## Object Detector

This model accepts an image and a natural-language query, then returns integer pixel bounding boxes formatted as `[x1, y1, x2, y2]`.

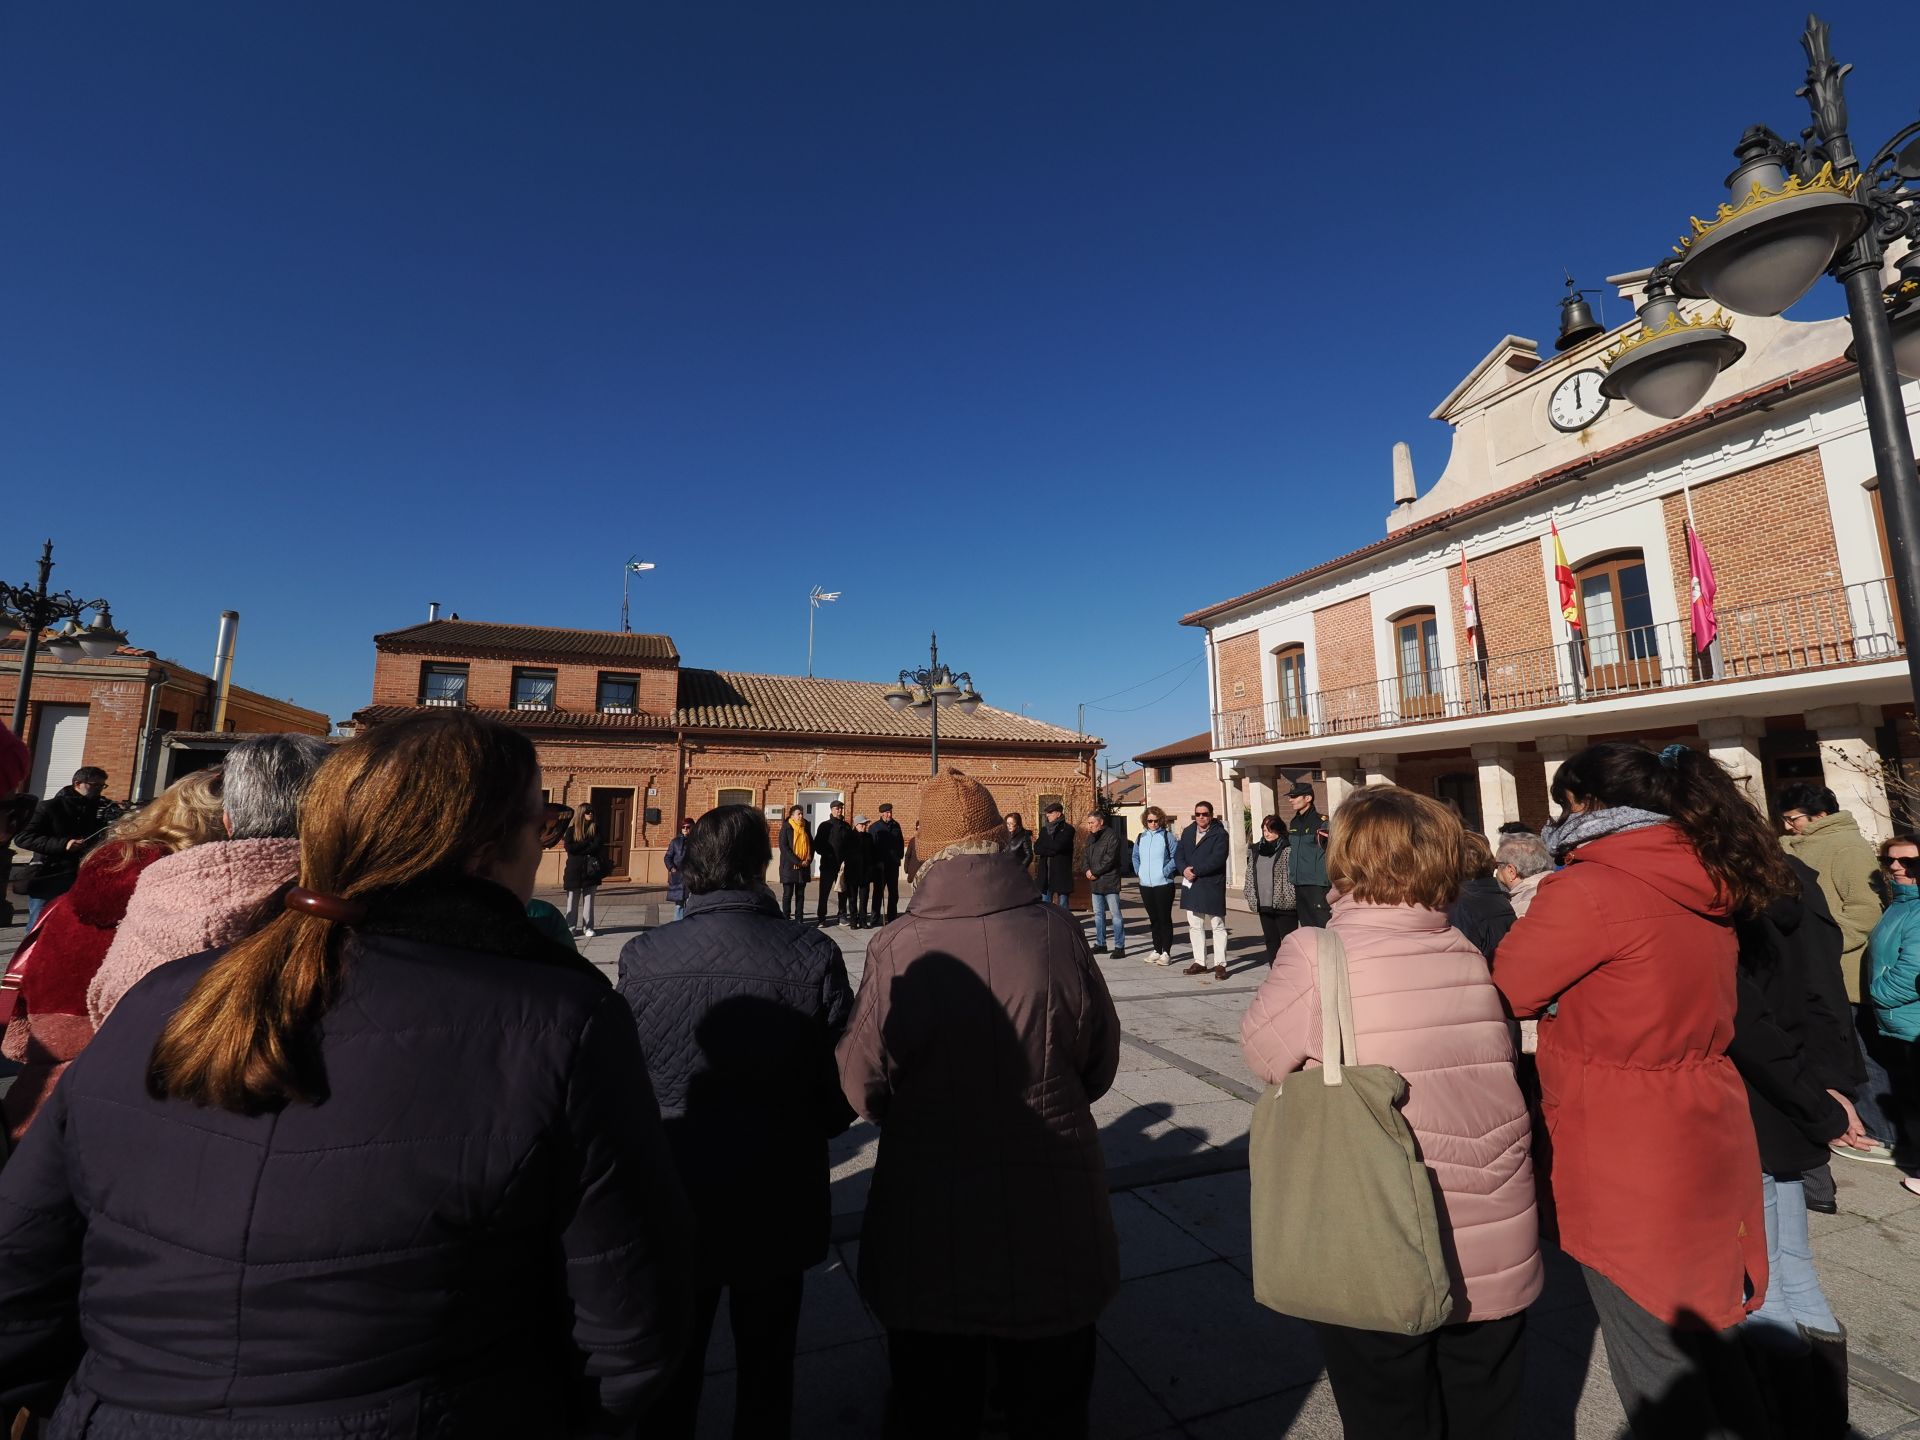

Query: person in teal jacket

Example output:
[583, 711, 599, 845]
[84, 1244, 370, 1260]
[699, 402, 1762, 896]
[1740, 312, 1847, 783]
[1868, 833, 1920, 1199]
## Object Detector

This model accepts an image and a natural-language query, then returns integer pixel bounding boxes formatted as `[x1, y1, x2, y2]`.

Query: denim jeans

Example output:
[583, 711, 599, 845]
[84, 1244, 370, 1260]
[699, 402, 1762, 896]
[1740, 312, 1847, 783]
[23, 896, 47, 932]
[1853, 1002, 1906, 1155]
[1090, 892, 1123, 950]
[1744, 1175, 1840, 1351]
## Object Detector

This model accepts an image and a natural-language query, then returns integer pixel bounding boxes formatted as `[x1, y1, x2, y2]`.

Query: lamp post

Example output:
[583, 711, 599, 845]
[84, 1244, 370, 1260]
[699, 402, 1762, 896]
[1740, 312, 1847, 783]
[882, 632, 983, 775]
[807, 586, 840, 678]
[621, 557, 655, 633]
[1598, 15, 1920, 712]
[1, 539, 128, 733]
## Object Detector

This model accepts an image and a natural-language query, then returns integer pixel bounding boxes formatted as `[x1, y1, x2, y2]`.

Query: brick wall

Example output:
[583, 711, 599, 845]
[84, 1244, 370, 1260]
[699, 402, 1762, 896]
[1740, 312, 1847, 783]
[1447, 540, 1558, 712]
[1312, 594, 1378, 728]
[1659, 449, 1848, 666]
[371, 648, 678, 718]
[1216, 633, 1260, 718]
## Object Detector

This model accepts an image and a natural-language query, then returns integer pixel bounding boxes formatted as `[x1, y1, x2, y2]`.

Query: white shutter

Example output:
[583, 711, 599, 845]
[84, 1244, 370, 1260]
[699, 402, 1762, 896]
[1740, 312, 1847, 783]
[28, 704, 90, 800]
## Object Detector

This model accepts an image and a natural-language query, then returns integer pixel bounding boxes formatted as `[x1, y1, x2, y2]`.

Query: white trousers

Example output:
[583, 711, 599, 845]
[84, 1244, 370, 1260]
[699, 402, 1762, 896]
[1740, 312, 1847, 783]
[566, 890, 597, 929]
[1186, 913, 1229, 968]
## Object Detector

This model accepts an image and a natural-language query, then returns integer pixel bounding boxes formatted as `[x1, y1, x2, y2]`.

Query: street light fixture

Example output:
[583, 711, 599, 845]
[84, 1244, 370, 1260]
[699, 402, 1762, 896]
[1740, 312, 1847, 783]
[1, 540, 129, 732]
[1604, 15, 1920, 714]
[887, 632, 983, 774]
[621, 557, 656, 634]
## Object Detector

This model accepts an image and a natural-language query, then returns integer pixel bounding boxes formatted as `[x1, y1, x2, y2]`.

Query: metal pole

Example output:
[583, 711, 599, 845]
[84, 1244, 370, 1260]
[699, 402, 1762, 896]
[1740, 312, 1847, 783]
[1843, 259, 1920, 715]
[9, 541, 54, 734]
[622, 565, 631, 634]
[928, 632, 940, 775]
[808, 600, 816, 679]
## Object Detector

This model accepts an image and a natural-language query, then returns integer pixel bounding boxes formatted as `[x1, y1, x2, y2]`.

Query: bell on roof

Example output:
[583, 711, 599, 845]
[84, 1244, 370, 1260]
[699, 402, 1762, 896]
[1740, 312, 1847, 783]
[1556, 274, 1604, 352]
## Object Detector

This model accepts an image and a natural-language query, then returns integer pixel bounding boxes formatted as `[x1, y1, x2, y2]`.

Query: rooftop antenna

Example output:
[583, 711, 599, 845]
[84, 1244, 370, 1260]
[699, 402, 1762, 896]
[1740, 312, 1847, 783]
[807, 585, 841, 677]
[622, 557, 655, 633]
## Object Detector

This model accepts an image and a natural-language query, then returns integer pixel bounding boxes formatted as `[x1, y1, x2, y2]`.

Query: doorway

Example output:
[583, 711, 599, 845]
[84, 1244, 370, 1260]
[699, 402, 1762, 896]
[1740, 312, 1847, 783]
[28, 704, 90, 801]
[796, 789, 842, 878]
[590, 787, 633, 880]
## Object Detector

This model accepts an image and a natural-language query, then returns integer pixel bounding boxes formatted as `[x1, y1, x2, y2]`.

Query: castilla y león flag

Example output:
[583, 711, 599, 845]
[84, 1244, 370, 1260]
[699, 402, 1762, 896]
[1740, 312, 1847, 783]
[1687, 522, 1719, 653]
[1460, 545, 1481, 654]
[1550, 521, 1580, 635]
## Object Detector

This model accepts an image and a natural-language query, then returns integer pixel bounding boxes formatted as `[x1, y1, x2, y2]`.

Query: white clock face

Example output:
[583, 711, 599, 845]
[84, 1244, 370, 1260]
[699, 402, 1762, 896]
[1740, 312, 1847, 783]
[1549, 369, 1609, 431]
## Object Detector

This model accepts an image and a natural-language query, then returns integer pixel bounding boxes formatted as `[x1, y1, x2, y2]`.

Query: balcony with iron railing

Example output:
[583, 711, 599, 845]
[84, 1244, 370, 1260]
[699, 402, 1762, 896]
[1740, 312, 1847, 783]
[1212, 579, 1903, 750]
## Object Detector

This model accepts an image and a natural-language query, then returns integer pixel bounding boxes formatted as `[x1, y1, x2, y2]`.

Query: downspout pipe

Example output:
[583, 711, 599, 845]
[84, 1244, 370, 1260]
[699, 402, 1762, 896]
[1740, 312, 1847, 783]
[132, 663, 163, 802]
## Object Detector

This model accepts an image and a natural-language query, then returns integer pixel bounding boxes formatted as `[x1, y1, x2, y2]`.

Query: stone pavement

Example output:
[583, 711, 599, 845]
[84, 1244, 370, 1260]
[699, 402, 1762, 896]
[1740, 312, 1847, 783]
[568, 885, 1920, 1439]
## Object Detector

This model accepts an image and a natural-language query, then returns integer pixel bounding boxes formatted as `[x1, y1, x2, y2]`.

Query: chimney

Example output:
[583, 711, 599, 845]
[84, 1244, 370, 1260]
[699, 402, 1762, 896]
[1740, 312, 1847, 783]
[211, 611, 239, 733]
[1392, 442, 1417, 509]
[427, 601, 441, 622]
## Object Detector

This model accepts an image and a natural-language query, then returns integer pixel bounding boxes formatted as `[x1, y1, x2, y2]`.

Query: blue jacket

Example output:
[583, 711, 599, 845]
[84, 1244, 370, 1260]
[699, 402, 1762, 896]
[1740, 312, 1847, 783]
[1172, 822, 1229, 917]
[1869, 883, 1920, 1041]
[1132, 828, 1179, 886]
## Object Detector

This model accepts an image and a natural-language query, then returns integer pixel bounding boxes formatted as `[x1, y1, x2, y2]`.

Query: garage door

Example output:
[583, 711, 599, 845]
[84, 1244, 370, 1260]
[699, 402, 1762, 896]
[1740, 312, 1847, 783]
[28, 704, 90, 801]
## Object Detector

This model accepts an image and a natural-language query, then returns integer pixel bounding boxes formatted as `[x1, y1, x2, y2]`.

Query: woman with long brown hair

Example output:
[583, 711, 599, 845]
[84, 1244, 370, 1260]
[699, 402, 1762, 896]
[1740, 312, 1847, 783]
[1494, 740, 1796, 1438]
[0, 711, 692, 1437]
[564, 801, 603, 937]
[2, 769, 227, 1140]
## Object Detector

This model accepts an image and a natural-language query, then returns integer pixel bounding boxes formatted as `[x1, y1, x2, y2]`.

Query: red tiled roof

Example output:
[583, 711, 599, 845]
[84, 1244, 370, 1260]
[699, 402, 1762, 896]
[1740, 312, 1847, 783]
[1132, 730, 1214, 764]
[674, 670, 1094, 746]
[352, 704, 675, 732]
[1180, 355, 1856, 627]
[374, 620, 678, 665]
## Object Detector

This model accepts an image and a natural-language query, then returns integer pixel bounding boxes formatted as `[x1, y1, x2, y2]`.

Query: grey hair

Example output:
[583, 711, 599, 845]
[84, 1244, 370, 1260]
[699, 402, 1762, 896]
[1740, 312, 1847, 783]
[222, 734, 333, 840]
[1495, 832, 1553, 878]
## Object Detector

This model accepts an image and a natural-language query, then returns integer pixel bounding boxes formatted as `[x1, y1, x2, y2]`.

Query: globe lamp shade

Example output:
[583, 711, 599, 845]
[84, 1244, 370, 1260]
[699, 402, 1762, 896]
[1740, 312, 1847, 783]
[77, 611, 126, 660]
[955, 688, 983, 716]
[1671, 163, 1868, 318]
[43, 621, 85, 664]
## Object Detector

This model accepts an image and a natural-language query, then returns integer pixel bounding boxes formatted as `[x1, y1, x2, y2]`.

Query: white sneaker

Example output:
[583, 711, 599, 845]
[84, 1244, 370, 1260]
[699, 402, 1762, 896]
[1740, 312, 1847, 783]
[1153, 952, 1170, 966]
[581, 928, 597, 939]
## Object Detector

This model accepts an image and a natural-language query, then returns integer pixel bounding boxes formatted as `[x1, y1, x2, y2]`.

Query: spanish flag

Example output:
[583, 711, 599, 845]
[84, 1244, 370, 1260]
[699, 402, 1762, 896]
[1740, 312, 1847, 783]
[1550, 520, 1581, 636]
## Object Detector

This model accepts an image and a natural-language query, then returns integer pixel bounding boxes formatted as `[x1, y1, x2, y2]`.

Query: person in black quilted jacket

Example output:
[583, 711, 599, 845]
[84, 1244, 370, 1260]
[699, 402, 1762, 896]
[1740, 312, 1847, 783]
[616, 804, 855, 1440]
[0, 709, 695, 1438]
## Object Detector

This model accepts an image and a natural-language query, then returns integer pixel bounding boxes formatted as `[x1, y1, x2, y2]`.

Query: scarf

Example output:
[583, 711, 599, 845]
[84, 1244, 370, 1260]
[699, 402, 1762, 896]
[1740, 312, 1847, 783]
[1540, 805, 1670, 862]
[787, 813, 811, 864]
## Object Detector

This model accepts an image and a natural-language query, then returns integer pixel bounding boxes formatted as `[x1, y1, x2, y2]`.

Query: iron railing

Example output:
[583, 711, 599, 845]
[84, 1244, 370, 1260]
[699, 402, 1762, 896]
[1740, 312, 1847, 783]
[1213, 578, 1901, 748]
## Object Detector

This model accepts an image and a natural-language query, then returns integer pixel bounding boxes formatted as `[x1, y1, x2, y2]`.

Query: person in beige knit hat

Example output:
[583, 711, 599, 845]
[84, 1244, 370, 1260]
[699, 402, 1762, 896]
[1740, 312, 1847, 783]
[839, 769, 1120, 1437]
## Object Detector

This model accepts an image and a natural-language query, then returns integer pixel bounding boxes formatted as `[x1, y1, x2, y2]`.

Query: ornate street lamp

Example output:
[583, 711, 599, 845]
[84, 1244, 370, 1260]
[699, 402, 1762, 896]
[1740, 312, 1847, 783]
[885, 632, 983, 774]
[1, 540, 129, 732]
[1603, 15, 1920, 711]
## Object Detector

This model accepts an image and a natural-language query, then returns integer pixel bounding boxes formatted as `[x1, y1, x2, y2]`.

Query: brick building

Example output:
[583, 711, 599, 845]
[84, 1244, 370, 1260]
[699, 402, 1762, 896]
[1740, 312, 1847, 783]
[1, 637, 331, 804]
[351, 619, 1101, 889]
[1185, 268, 1920, 884]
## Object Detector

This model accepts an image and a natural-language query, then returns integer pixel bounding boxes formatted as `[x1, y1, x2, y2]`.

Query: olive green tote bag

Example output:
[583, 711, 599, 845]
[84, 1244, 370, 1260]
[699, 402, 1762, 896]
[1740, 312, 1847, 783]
[1248, 928, 1455, 1334]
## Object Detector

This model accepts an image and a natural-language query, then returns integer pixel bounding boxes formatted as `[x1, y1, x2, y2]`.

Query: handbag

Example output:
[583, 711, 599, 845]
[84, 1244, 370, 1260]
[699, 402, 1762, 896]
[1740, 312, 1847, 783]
[1248, 928, 1455, 1334]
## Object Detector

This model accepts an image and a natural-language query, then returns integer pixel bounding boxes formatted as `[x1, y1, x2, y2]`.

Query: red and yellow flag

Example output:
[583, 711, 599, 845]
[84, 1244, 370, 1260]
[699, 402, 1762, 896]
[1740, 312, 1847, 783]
[1551, 520, 1581, 635]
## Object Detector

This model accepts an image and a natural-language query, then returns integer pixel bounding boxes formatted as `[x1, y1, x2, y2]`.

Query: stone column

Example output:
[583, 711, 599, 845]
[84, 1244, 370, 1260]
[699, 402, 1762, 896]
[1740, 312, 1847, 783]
[1471, 742, 1521, 834]
[1222, 765, 1248, 891]
[1534, 733, 1586, 814]
[1247, 767, 1278, 831]
[1699, 716, 1766, 812]
[1359, 752, 1398, 787]
[1809, 703, 1893, 841]
[1323, 759, 1364, 815]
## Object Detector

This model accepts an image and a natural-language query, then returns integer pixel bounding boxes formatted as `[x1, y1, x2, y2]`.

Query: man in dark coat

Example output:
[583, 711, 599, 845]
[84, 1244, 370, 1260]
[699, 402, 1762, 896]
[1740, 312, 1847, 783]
[16, 765, 113, 930]
[1284, 783, 1332, 928]
[841, 816, 876, 929]
[1082, 810, 1126, 957]
[619, 804, 853, 1439]
[1174, 799, 1230, 979]
[813, 800, 853, 928]
[1035, 802, 1076, 906]
[868, 802, 905, 924]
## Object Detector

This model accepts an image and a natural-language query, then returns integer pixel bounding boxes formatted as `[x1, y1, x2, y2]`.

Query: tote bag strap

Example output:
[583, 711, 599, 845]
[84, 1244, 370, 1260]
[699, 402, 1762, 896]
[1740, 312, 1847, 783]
[1314, 927, 1360, 1086]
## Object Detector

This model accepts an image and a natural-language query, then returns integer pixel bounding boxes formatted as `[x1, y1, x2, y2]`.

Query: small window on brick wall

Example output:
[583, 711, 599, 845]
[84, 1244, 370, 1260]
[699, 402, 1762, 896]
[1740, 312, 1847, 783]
[419, 664, 468, 707]
[598, 673, 639, 714]
[512, 668, 557, 711]
[1153, 765, 1173, 784]
[716, 786, 753, 810]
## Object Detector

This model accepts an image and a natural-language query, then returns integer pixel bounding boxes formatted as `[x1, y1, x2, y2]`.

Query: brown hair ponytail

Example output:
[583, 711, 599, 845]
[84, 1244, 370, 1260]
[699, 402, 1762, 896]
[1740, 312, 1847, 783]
[148, 711, 540, 1112]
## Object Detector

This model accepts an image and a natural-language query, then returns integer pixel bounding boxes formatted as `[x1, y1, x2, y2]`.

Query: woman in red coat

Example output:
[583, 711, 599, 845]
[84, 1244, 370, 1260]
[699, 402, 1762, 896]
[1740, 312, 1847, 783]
[1, 769, 226, 1140]
[1493, 741, 1795, 1439]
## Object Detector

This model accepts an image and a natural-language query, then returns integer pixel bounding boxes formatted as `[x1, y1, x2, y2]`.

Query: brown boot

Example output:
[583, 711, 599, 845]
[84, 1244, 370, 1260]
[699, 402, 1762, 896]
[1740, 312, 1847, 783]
[1213, 964, 1228, 981]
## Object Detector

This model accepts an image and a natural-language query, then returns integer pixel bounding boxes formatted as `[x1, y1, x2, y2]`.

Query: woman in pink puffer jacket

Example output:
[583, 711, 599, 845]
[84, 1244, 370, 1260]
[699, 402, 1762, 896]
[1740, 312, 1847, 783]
[1240, 785, 1541, 1440]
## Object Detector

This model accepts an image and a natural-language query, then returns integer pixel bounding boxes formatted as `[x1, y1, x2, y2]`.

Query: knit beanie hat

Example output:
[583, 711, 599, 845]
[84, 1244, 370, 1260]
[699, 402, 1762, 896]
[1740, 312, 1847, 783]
[0, 721, 27, 798]
[906, 768, 1005, 877]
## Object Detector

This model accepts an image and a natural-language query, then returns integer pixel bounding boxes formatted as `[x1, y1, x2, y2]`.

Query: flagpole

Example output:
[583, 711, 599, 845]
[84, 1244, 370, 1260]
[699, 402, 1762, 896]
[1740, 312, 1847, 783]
[1552, 515, 1585, 702]
[1682, 486, 1722, 681]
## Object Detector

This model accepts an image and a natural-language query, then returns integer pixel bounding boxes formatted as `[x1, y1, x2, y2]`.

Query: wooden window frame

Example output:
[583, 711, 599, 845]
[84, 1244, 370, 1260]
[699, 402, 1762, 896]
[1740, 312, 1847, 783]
[1573, 552, 1661, 691]
[1273, 644, 1309, 735]
[1390, 609, 1443, 718]
[1867, 479, 1903, 643]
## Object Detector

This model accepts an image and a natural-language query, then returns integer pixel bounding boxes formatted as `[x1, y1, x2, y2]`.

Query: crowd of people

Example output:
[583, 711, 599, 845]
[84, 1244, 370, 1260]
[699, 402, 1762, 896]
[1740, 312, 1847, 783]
[0, 711, 1915, 1439]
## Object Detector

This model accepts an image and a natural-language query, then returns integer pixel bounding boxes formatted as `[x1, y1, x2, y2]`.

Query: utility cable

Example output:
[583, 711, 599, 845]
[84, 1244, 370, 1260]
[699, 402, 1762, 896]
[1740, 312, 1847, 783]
[1085, 659, 1202, 714]
[1081, 653, 1202, 709]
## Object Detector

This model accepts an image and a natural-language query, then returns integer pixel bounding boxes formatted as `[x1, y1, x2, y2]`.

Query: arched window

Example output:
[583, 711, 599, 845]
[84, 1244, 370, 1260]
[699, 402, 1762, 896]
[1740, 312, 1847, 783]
[1391, 609, 1442, 717]
[1273, 644, 1309, 736]
[1575, 551, 1661, 691]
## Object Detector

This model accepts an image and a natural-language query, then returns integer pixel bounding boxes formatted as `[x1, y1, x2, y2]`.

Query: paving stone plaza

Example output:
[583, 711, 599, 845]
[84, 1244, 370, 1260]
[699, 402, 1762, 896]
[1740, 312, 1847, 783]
[541, 884, 1920, 1440]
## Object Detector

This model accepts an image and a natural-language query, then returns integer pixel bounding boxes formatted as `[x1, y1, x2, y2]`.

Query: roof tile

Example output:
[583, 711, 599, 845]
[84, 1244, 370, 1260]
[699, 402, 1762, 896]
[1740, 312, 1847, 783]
[374, 620, 678, 664]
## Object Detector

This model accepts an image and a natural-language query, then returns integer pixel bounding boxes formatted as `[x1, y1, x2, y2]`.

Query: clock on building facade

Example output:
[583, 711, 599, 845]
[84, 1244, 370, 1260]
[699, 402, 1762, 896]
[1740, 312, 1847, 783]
[1548, 368, 1609, 431]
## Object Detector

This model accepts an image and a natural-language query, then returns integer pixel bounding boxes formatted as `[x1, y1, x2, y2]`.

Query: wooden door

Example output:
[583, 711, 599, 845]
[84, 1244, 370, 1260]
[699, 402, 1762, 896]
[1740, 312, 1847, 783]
[592, 787, 632, 879]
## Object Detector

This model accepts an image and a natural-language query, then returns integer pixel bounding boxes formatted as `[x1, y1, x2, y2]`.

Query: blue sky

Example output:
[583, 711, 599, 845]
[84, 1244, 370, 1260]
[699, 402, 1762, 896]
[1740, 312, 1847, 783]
[2, 1, 1906, 764]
